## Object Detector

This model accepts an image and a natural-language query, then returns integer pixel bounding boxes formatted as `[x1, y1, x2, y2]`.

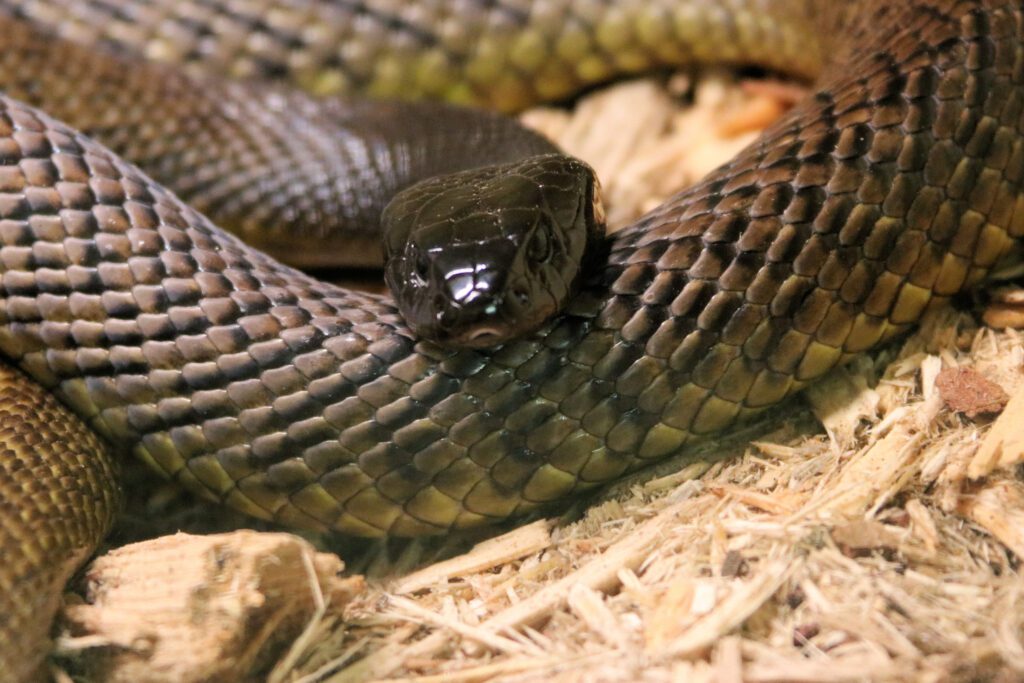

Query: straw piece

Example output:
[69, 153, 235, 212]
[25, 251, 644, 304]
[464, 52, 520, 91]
[393, 520, 553, 595]
[968, 382, 1024, 478]
[957, 481, 1024, 559]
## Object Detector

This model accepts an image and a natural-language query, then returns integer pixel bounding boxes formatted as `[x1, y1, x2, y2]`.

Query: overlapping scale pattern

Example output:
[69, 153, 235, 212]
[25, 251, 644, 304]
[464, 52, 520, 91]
[0, 2, 1023, 542]
[0, 365, 119, 682]
[2, 0, 823, 110]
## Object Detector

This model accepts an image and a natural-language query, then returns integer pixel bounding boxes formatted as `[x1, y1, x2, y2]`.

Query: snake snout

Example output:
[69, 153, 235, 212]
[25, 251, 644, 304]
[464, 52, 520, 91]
[429, 266, 518, 348]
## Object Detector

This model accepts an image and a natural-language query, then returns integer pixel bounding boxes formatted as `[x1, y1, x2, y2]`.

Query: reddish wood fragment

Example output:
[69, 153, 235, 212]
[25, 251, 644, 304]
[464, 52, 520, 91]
[935, 367, 1009, 419]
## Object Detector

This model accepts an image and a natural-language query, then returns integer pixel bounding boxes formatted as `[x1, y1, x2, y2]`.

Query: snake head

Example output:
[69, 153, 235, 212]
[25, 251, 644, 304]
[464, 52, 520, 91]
[383, 153, 605, 349]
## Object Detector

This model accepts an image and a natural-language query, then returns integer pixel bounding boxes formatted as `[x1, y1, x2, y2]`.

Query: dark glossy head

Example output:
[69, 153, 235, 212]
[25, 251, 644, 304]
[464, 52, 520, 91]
[382, 154, 605, 349]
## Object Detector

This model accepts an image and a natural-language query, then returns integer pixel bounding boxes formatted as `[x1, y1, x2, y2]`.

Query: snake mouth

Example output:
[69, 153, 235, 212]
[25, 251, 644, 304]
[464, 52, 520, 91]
[420, 325, 513, 350]
[464, 327, 505, 346]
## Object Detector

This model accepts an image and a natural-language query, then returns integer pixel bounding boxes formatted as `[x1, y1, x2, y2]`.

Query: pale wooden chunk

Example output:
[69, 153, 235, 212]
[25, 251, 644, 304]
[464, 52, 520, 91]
[805, 363, 880, 452]
[58, 532, 364, 683]
[968, 382, 1024, 477]
[817, 426, 926, 518]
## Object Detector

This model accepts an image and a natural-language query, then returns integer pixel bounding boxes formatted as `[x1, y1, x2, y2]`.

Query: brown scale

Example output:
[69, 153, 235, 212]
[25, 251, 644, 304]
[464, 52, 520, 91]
[0, 365, 120, 682]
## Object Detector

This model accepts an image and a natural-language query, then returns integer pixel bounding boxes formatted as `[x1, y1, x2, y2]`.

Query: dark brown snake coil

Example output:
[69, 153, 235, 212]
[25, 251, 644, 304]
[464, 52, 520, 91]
[1, 1, 1024, 679]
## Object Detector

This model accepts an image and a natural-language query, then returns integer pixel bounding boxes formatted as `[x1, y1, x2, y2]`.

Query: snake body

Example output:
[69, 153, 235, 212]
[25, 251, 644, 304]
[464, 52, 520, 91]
[0, 13, 562, 269]
[1, 1, 1023, 679]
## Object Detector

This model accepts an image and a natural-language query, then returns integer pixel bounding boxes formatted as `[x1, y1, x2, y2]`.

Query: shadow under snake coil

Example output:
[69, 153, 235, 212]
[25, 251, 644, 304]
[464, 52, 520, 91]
[1, 0, 1023, 679]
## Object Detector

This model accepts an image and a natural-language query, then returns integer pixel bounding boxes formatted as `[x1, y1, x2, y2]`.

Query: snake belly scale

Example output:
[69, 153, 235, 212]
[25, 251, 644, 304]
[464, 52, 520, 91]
[1, 1, 1023, 679]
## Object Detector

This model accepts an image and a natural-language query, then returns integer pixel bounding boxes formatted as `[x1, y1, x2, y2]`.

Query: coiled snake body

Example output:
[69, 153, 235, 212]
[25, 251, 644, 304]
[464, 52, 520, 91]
[1, 1, 1023, 679]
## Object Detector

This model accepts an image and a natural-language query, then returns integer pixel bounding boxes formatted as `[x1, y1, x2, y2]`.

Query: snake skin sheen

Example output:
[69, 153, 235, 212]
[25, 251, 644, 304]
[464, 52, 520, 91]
[1, 1, 1024, 678]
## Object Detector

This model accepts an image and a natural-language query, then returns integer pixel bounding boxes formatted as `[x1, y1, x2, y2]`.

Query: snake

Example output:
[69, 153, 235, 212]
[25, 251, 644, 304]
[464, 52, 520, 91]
[1, 0, 1022, 680]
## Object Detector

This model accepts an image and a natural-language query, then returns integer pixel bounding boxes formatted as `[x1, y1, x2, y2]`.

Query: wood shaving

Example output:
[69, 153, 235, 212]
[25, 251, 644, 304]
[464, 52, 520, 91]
[970, 381, 1024, 477]
[957, 481, 1024, 560]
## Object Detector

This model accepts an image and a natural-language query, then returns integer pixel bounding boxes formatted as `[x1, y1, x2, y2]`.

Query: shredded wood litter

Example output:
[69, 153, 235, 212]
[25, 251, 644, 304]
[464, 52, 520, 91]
[56, 71, 1024, 682]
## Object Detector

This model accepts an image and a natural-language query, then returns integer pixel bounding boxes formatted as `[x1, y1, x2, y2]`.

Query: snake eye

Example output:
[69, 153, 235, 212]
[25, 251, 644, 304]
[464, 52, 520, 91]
[528, 224, 551, 263]
[414, 251, 430, 283]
